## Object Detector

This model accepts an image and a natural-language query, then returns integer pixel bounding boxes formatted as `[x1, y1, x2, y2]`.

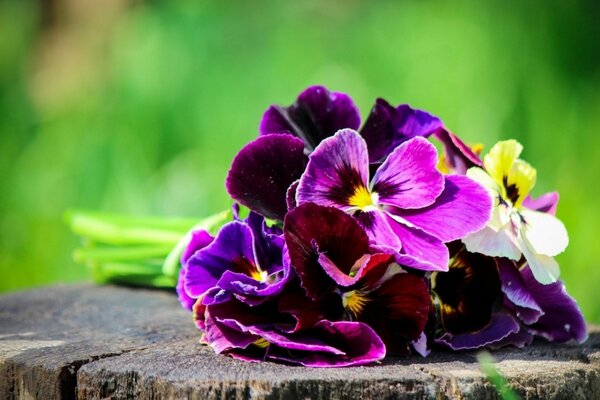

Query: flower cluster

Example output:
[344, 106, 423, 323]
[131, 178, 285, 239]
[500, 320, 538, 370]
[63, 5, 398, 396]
[177, 86, 586, 367]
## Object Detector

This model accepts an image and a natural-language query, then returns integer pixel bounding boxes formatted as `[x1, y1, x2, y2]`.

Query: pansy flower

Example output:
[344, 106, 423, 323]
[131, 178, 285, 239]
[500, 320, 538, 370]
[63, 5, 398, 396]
[194, 291, 386, 367]
[295, 129, 492, 271]
[284, 202, 431, 354]
[177, 229, 214, 310]
[228, 86, 451, 220]
[463, 140, 569, 284]
[183, 212, 289, 306]
[432, 241, 586, 350]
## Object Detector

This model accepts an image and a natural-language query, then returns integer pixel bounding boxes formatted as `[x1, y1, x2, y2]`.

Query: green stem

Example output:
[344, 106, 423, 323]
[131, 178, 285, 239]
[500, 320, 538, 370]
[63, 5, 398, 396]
[66, 211, 188, 245]
[477, 352, 520, 400]
[74, 244, 173, 263]
[161, 209, 232, 278]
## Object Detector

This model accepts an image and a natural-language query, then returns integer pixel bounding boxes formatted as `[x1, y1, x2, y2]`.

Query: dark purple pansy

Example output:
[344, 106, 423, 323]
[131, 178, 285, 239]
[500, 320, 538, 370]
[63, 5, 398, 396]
[195, 289, 386, 367]
[260, 85, 361, 152]
[284, 203, 431, 355]
[500, 258, 587, 343]
[432, 244, 501, 335]
[226, 134, 307, 221]
[184, 213, 288, 306]
[296, 129, 492, 272]
[177, 230, 214, 311]
[360, 98, 446, 163]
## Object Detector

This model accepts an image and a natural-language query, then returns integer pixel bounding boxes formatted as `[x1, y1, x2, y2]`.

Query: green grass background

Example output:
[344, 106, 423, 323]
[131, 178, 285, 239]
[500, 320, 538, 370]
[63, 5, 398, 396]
[1, 0, 599, 322]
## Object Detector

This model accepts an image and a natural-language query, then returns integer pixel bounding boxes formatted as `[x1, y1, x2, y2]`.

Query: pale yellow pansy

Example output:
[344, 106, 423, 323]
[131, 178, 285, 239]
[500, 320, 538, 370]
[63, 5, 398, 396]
[463, 140, 568, 285]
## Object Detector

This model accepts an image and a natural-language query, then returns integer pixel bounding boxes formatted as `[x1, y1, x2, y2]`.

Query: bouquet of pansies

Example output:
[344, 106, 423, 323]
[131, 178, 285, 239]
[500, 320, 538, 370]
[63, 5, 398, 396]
[68, 86, 586, 367]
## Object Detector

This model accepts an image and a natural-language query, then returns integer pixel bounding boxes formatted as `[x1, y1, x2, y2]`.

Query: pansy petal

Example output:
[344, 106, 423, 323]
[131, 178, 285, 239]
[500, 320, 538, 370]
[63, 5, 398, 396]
[286, 180, 300, 211]
[260, 86, 361, 151]
[226, 134, 307, 220]
[360, 99, 444, 162]
[360, 273, 430, 351]
[520, 244, 560, 285]
[433, 130, 483, 174]
[245, 212, 285, 274]
[466, 166, 502, 197]
[520, 209, 568, 257]
[463, 225, 521, 260]
[203, 310, 258, 354]
[489, 328, 534, 349]
[354, 210, 401, 250]
[184, 221, 257, 298]
[386, 214, 449, 272]
[372, 137, 444, 209]
[393, 175, 492, 242]
[434, 248, 501, 334]
[181, 230, 214, 264]
[296, 129, 370, 211]
[497, 258, 543, 325]
[483, 140, 523, 186]
[520, 266, 587, 343]
[436, 312, 520, 350]
[284, 202, 370, 300]
[267, 320, 386, 367]
[523, 192, 559, 215]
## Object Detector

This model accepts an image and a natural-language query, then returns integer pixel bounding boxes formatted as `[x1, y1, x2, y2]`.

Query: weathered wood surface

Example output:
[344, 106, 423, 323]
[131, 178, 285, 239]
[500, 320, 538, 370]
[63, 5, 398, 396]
[0, 284, 598, 400]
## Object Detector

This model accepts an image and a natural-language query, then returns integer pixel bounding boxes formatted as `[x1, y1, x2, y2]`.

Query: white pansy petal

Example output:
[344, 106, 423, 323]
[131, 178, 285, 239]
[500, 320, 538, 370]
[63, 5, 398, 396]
[463, 225, 521, 260]
[520, 209, 568, 256]
[466, 167, 501, 196]
[519, 236, 560, 284]
[488, 204, 511, 231]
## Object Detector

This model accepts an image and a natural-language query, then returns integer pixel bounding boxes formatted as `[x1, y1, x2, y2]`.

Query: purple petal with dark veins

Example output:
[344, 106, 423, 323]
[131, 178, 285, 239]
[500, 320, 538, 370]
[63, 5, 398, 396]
[354, 210, 401, 250]
[497, 258, 543, 325]
[372, 137, 444, 209]
[203, 309, 259, 354]
[217, 262, 290, 305]
[521, 266, 587, 343]
[386, 214, 449, 272]
[433, 130, 483, 174]
[436, 312, 520, 350]
[226, 134, 307, 220]
[296, 129, 370, 211]
[361, 99, 445, 162]
[434, 248, 501, 334]
[284, 202, 370, 300]
[184, 221, 258, 298]
[260, 86, 361, 151]
[392, 175, 492, 242]
[522, 192, 559, 216]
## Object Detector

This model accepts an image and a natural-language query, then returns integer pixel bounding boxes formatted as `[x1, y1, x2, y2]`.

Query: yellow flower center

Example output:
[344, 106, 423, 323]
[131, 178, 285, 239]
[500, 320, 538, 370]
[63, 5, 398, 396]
[253, 338, 270, 348]
[348, 186, 379, 211]
[342, 290, 370, 318]
[250, 269, 268, 282]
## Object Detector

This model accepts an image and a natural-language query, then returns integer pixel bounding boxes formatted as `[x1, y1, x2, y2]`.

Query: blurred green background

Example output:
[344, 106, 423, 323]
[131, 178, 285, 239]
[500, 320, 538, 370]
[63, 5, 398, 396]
[1, 0, 599, 321]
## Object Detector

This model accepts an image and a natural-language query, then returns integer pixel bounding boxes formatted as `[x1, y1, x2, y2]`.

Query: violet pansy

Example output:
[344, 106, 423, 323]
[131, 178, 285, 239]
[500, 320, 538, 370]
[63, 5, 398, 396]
[296, 129, 492, 272]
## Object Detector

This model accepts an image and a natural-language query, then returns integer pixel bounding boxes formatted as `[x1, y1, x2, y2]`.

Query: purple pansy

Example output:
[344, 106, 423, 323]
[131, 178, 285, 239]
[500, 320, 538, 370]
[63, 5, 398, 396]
[284, 203, 431, 355]
[194, 286, 386, 367]
[184, 212, 288, 306]
[260, 85, 361, 152]
[230, 86, 454, 221]
[433, 245, 586, 351]
[360, 98, 446, 163]
[296, 129, 492, 271]
[177, 230, 214, 311]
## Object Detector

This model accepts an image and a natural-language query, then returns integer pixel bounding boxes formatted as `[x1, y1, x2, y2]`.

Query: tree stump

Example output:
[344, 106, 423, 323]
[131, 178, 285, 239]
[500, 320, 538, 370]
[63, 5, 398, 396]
[0, 284, 598, 399]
